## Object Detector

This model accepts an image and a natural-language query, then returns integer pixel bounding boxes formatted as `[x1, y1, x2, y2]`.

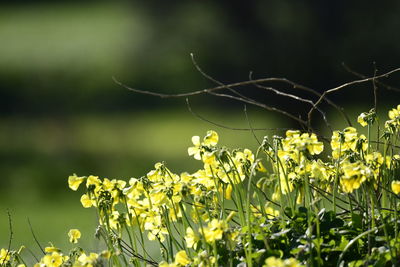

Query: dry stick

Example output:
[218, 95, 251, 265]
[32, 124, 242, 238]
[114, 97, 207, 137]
[185, 98, 289, 132]
[372, 63, 378, 113]
[342, 63, 400, 92]
[113, 68, 351, 132]
[192, 51, 325, 130]
[308, 67, 400, 130]
[116, 236, 158, 266]
[5, 210, 13, 265]
[207, 91, 309, 128]
[113, 76, 351, 132]
[190, 54, 310, 132]
[190, 53, 256, 104]
[249, 75, 353, 128]
[27, 218, 45, 255]
[114, 75, 307, 127]
[112, 76, 272, 98]
[252, 81, 332, 132]
[243, 104, 262, 146]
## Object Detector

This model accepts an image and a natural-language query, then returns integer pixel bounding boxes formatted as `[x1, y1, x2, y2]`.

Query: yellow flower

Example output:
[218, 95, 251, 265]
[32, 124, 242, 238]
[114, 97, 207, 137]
[385, 105, 400, 132]
[224, 184, 233, 200]
[185, 227, 200, 249]
[305, 133, 324, 155]
[100, 250, 111, 259]
[264, 256, 284, 267]
[68, 229, 81, 243]
[174, 250, 190, 266]
[188, 135, 202, 160]
[357, 113, 368, 127]
[391, 181, 400, 194]
[42, 252, 66, 267]
[188, 131, 219, 160]
[263, 256, 303, 267]
[282, 131, 323, 155]
[159, 262, 177, 267]
[80, 194, 94, 208]
[203, 219, 227, 243]
[44, 246, 61, 253]
[203, 130, 219, 146]
[86, 175, 101, 188]
[265, 206, 280, 219]
[256, 161, 267, 172]
[0, 248, 10, 265]
[77, 252, 98, 266]
[68, 174, 85, 191]
[388, 104, 400, 120]
[331, 127, 368, 159]
[340, 161, 370, 193]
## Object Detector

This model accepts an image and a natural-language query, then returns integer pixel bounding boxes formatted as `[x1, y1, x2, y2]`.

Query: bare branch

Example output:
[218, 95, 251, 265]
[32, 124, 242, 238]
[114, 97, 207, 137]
[5, 210, 13, 265]
[115, 62, 400, 133]
[249, 72, 332, 132]
[190, 54, 261, 108]
[28, 218, 45, 255]
[185, 98, 290, 132]
[243, 105, 262, 146]
[113, 76, 308, 99]
[342, 63, 400, 92]
[307, 67, 400, 129]
[207, 91, 309, 128]
[250, 74, 353, 127]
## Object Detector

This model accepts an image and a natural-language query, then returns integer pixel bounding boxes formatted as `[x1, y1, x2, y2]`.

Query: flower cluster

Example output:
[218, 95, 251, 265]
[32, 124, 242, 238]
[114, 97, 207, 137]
[67, 130, 270, 266]
[0, 229, 110, 267]
[64, 106, 400, 266]
[4, 104, 400, 267]
[385, 104, 400, 132]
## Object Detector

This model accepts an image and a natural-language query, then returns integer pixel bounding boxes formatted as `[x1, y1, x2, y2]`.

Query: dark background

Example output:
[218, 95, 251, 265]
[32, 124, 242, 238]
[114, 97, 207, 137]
[2, 0, 400, 116]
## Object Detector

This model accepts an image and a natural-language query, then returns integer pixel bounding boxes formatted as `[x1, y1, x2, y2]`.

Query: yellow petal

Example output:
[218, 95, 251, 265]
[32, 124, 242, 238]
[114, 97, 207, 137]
[174, 250, 190, 266]
[203, 130, 218, 146]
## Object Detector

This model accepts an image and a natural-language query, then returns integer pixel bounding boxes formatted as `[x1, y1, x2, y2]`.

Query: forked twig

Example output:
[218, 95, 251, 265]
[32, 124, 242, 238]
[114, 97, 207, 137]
[308, 67, 400, 129]
[249, 72, 333, 132]
[114, 57, 400, 133]
[342, 63, 400, 93]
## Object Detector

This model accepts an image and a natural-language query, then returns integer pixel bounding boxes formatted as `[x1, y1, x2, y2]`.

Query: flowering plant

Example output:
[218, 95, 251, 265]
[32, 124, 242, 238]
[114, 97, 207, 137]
[4, 103, 400, 267]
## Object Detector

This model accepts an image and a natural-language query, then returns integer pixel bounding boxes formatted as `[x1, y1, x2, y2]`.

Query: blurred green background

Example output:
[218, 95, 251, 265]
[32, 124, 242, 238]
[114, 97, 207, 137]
[1, 0, 400, 259]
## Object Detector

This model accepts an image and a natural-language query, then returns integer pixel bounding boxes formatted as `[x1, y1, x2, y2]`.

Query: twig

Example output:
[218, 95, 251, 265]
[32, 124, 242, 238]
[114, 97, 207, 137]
[26, 246, 40, 263]
[27, 218, 45, 255]
[308, 67, 400, 129]
[207, 91, 309, 128]
[118, 239, 158, 266]
[373, 63, 378, 113]
[185, 98, 290, 132]
[249, 72, 332, 132]
[5, 210, 13, 264]
[342, 63, 400, 92]
[114, 75, 309, 127]
[249, 73, 353, 128]
[190, 53, 256, 104]
[243, 105, 262, 146]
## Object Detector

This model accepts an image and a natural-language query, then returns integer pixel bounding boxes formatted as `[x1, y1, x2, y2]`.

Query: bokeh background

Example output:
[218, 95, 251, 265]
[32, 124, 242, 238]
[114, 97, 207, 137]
[1, 0, 400, 258]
